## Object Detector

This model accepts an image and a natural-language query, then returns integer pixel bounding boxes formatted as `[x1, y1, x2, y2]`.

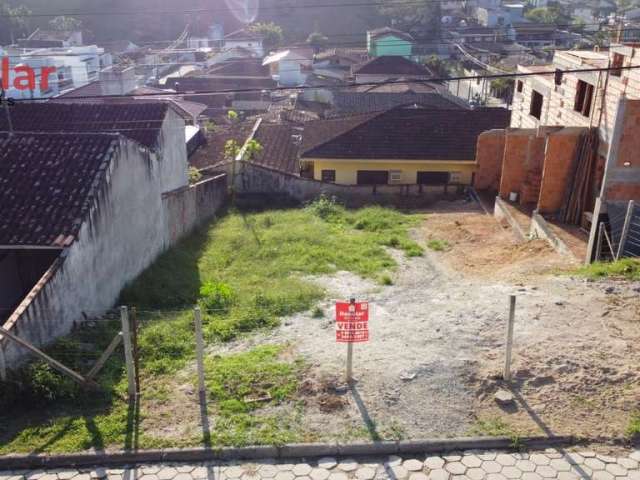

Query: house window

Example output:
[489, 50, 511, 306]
[321, 169, 336, 183]
[417, 171, 450, 185]
[357, 170, 389, 185]
[612, 53, 624, 77]
[530, 90, 544, 120]
[574, 80, 594, 117]
[516, 80, 524, 93]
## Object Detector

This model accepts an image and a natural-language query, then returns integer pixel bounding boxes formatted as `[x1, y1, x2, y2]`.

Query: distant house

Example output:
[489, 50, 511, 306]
[224, 28, 264, 58]
[299, 105, 510, 186]
[366, 27, 414, 58]
[352, 55, 433, 84]
[263, 48, 314, 86]
[18, 28, 83, 48]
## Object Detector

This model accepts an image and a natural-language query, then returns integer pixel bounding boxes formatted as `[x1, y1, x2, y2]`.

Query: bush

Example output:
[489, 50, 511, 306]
[188, 167, 202, 184]
[199, 281, 234, 312]
[380, 274, 393, 286]
[312, 306, 324, 318]
[306, 195, 343, 221]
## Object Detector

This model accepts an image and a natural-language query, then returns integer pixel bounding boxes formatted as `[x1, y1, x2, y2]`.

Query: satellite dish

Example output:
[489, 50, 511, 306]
[224, 0, 260, 24]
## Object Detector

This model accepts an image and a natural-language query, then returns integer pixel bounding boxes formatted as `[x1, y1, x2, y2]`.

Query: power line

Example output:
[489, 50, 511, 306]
[11, 62, 640, 103]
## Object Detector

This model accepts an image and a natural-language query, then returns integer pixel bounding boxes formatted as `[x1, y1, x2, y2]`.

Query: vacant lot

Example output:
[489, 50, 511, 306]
[2, 199, 639, 454]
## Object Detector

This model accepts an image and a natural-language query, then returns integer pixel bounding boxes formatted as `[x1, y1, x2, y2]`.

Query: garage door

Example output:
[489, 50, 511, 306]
[417, 171, 450, 185]
[357, 170, 389, 185]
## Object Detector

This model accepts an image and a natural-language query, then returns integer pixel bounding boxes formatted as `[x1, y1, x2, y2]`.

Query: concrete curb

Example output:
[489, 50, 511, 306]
[0, 436, 576, 470]
[493, 197, 527, 241]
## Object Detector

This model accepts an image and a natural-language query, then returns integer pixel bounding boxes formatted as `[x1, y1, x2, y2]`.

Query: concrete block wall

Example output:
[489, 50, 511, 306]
[474, 130, 506, 191]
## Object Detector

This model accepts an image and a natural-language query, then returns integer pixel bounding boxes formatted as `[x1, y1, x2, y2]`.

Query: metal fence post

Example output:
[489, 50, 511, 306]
[504, 295, 516, 382]
[120, 306, 136, 398]
[617, 200, 635, 260]
[595, 222, 605, 262]
[194, 307, 206, 394]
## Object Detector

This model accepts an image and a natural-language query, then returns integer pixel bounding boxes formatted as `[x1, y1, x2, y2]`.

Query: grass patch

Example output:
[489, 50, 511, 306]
[380, 274, 394, 286]
[203, 344, 304, 446]
[626, 411, 640, 439]
[573, 258, 640, 281]
[1, 201, 423, 453]
[469, 417, 516, 437]
[427, 239, 449, 252]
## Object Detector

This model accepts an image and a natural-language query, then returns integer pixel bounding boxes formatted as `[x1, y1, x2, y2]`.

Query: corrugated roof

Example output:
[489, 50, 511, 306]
[0, 133, 118, 247]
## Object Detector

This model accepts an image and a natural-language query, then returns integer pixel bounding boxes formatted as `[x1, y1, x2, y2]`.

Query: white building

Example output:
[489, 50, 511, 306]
[224, 29, 264, 58]
[1, 45, 112, 99]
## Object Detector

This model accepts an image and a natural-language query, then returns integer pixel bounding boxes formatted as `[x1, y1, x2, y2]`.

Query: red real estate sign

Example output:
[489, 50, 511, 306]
[335, 301, 369, 343]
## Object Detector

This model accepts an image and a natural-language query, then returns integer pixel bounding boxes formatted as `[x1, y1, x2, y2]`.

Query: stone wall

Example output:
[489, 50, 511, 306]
[162, 174, 227, 246]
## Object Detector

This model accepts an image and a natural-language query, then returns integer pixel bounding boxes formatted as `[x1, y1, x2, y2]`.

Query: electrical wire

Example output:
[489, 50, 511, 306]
[8, 62, 639, 103]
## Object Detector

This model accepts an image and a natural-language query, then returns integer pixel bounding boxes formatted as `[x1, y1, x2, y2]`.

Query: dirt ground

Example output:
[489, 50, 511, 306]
[155, 200, 640, 443]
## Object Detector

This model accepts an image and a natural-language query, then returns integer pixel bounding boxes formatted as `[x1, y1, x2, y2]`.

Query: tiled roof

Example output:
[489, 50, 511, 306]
[314, 48, 368, 64]
[252, 124, 301, 174]
[0, 102, 169, 149]
[57, 81, 104, 99]
[208, 59, 270, 76]
[167, 76, 276, 92]
[330, 91, 466, 116]
[301, 106, 511, 160]
[352, 56, 433, 76]
[0, 133, 118, 247]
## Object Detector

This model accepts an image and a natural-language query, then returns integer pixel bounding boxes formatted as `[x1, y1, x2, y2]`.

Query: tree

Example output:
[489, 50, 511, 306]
[307, 31, 329, 53]
[224, 139, 263, 162]
[49, 16, 83, 31]
[424, 55, 449, 77]
[524, 6, 570, 24]
[378, 0, 442, 35]
[248, 22, 283, 51]
[0, 3, 31, 44]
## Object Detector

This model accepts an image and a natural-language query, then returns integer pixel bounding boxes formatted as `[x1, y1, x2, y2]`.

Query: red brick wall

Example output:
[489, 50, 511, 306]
[617, 100, 640, 168]
[499, 132, 531, 199]
[475, 130, 506, 191]
[537, 132, 582, 214]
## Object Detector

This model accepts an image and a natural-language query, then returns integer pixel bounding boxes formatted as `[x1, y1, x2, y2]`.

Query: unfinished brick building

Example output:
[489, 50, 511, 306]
[481, 44, 640, 262]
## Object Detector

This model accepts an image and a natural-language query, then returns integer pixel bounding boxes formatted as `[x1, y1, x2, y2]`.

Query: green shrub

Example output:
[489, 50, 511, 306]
[188, 167, 202, 184]
[626, 411, 640, 438]
[199, 281, 234, 312]
[380, 274, 393, 286]
[306, 195, 343, 221]
[311, 306, 324, 318]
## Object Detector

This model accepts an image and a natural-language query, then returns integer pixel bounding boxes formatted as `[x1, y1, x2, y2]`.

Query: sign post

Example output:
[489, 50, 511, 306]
[336, 298, 369, 384]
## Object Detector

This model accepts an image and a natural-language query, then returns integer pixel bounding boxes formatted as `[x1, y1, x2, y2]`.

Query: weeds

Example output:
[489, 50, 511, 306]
[427, 239, 449, 251]
[626, 411, 640, 439]
[574, 258, 640, 281]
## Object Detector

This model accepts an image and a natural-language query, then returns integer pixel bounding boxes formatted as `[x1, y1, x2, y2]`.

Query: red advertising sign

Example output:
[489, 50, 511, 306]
[335, 301, 369, 343]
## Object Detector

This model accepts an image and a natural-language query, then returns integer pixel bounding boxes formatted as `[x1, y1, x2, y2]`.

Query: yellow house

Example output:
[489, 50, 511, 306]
[300, 105, 511, 187]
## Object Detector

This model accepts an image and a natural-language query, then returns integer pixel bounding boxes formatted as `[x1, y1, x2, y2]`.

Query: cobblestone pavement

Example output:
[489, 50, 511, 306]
[2, 449, 640, 480]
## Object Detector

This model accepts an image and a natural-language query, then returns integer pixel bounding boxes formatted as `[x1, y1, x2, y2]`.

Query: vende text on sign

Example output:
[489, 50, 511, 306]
[335, 301, 369, 343]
